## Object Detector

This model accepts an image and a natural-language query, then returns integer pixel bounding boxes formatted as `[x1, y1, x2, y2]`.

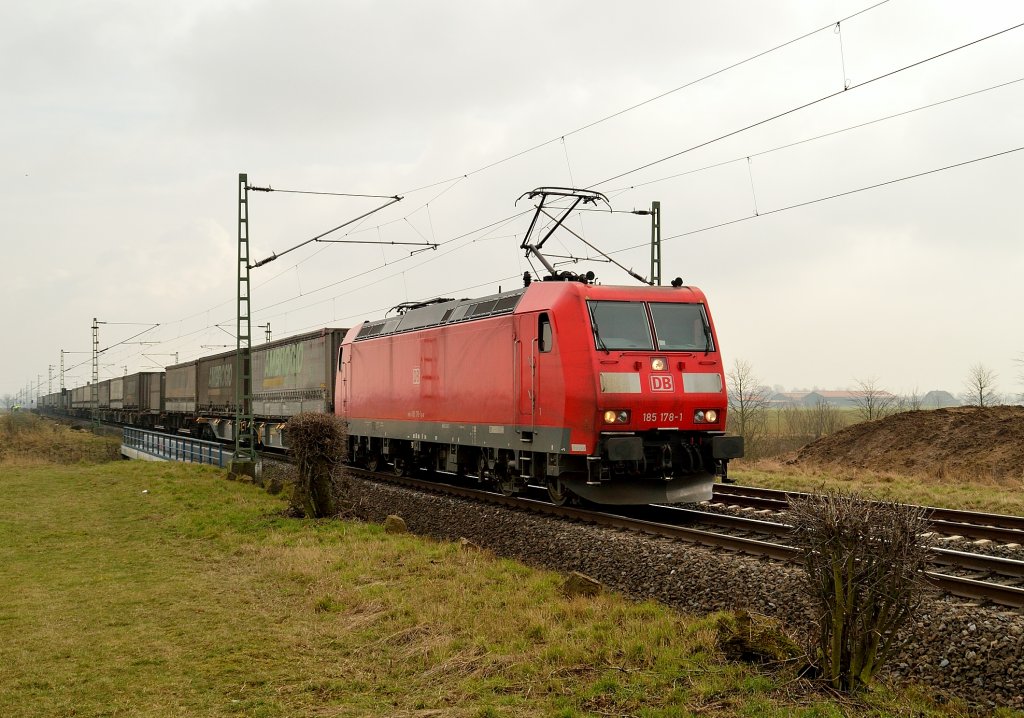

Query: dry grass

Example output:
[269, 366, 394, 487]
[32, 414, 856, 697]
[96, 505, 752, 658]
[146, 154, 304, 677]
[733, 459, 1024, 515]
[0, 460, 1012, 717]
[0, 412, 120, 465]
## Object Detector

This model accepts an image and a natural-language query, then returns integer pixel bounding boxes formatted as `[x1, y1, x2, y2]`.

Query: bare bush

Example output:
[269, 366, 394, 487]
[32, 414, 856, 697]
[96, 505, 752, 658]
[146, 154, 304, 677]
[782, 398, 844, 445]
[904, 388, 922, 412]
[286, 412, 349, 518]
[789, 493, 933, 692]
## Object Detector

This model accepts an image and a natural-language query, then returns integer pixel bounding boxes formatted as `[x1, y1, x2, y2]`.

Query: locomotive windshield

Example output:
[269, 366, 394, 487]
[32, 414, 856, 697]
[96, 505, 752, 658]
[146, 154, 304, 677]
[650, 302, 714, 351]
[587, 300, 714, 352]
[587, 301, 654, 350]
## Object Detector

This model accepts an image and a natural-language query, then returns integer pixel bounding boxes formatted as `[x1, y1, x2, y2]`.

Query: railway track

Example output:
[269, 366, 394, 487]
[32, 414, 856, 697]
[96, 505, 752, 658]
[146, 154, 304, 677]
[712, 484, 1024, 545]
[347, 467, 1024, 608]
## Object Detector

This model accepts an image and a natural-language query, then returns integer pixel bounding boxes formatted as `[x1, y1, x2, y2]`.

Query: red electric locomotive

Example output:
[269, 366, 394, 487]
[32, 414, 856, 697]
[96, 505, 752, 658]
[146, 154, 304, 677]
[336, 187, 743, 505]
[336, 279, 743, 505]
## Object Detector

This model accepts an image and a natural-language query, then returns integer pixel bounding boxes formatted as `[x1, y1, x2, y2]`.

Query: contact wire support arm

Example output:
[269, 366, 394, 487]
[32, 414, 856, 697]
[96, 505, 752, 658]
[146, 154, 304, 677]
[250, 195, 405, 269]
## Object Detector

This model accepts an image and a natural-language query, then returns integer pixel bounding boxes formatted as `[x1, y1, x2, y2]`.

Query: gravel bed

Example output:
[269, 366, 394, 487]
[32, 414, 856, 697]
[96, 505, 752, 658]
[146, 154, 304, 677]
[343, 476, 1024, 711]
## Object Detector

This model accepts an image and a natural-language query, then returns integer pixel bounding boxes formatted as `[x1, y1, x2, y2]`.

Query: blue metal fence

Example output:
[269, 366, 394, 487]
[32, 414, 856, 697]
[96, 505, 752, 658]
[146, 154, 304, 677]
[122, 427, 228, 468]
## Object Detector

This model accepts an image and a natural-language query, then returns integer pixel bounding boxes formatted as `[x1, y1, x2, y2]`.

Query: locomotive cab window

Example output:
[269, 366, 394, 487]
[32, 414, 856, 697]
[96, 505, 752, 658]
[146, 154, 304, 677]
[587, 301, 655, 351]
[650, 303, 714, 351]
[538, 314, 553, 353]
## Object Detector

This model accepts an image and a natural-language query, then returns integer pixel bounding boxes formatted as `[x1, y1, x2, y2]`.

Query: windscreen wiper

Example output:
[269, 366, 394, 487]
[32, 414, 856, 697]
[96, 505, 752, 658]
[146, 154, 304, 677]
[700, 312, 713, 355]
[587, 303, 610, 354]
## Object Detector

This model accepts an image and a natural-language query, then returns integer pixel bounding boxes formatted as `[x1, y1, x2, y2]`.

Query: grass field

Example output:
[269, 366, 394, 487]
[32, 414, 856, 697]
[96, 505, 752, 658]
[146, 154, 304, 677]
[0, 418, 1018, 716]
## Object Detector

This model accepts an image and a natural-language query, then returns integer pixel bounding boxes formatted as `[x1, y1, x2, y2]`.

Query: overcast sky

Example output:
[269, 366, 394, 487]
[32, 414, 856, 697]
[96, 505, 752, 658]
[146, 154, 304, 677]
[2, 0, 1022, 402]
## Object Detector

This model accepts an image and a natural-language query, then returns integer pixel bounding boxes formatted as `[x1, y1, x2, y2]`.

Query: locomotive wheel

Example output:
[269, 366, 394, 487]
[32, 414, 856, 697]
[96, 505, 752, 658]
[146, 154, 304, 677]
[393, 455, 411, 477]
[492, 461, 516, 496]
[546, 476, 572, 506]
[365, 454, 381, 473]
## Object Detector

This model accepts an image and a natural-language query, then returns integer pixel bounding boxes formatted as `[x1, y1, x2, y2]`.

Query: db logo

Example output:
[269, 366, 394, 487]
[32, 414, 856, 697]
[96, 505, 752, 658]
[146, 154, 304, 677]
[649, 375, 674, 392]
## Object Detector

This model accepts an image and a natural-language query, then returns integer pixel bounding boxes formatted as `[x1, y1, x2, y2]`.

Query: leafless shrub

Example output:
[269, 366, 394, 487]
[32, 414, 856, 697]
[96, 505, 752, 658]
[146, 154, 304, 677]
[788, 492, 933, 692]
[901, 387, 923, 412]
[286, 412, 350, 518]
[782, 398, 843, 444]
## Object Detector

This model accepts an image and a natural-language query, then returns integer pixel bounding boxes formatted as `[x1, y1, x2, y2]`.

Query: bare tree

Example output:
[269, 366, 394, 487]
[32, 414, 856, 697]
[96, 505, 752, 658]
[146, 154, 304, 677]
[851, 377, 895, 422]
[1016, 354, 1024, 403]
[962, 363, 997, 407]
[726, 359, 771, 457]
[906, 387, 923, 411]
[1, 394, 14, 411]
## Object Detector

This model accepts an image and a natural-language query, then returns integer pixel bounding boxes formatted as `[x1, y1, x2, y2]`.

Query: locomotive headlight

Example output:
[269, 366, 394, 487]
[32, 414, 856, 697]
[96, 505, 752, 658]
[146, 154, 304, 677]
[650, 357, 667, 371]
[603, 410, 631, 424]
[694, 409, 719, 424]
[604, 410, 617, 423]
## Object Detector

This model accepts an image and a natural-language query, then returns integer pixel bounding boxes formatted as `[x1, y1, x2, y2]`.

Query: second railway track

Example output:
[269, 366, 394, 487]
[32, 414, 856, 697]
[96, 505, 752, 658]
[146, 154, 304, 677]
[713, 483, 1024, 545]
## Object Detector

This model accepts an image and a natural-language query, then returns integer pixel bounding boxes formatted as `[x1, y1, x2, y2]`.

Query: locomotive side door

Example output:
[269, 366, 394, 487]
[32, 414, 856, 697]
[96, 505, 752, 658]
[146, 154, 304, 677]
[337, 344, 351, 418]
[514, 313, 537, 439]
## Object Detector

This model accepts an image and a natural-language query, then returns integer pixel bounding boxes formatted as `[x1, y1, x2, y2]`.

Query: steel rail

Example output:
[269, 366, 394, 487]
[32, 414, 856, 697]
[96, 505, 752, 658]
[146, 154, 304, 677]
[714, 485, 1024, 544]
[925, 572, 1024, 608]
[349, 468, 1024, 607]
[635, 503, 1024, 583]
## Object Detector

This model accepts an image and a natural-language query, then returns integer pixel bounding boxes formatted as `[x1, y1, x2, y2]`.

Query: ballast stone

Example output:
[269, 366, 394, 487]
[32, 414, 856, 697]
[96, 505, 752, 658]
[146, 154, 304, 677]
[561, 571, 603, 597]
[384, 514, 408, 534]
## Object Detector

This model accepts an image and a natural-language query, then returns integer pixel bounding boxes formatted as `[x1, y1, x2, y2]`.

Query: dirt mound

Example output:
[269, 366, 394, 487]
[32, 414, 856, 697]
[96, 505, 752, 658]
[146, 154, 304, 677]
[793, 406, 1024, 481]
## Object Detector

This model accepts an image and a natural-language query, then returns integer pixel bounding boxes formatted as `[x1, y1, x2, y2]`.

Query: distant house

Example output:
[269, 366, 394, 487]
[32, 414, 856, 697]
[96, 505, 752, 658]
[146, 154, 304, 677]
[768, 391, 809, 407]
[921, 390, 960, 408]
[801, 390, 898, 408]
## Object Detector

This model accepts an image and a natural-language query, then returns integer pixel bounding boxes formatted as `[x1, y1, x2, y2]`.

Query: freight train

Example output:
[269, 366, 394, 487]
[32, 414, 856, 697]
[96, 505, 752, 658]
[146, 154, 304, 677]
[37, 187, 743, 505]
[38, 278, 742, 505]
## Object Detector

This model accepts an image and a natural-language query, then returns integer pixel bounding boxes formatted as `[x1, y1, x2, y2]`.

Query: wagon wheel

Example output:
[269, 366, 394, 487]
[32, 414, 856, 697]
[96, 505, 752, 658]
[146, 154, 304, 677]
[546, 476, 572, 506]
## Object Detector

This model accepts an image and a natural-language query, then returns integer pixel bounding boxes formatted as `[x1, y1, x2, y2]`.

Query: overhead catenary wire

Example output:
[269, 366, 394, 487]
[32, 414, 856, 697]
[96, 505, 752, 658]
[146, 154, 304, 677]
[120, 1, 894, 338]
[588, 21, 1024, 189]
[609, 145, 1024, 254]
[52, 10, 1020, 380]
[63, 66, 1023, 376]
[396, 0, 893, 196]
[99, 137, 1023, 366]
[247, 70, 1021, 298]
[605, 76, 1024, 194]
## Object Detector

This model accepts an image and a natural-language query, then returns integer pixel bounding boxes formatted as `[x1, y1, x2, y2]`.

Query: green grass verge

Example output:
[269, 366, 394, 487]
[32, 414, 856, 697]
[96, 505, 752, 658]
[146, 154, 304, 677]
[733, 461, 1024, 516]
[1, 460, 1015, 717]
